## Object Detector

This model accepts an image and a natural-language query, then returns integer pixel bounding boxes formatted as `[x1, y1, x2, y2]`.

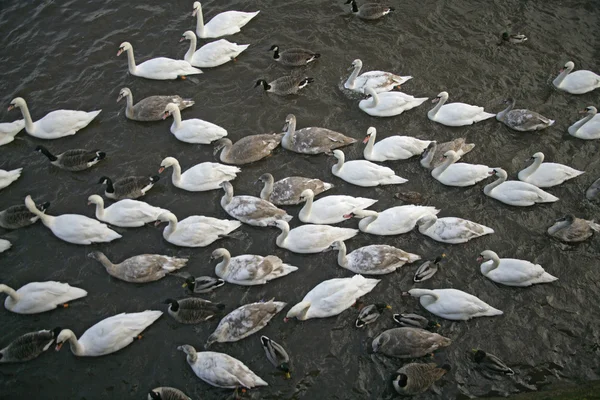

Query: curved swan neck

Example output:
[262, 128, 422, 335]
[0, 285, 20, 302]
[572, 113, 594, 132]
[26, 200, 51, 224]
[548, 220, 570, 235]
[418, 217, 436, 231]
[275, 224, 289, 247]
[260, 177, 274, 201]
[64, 330, 85, 356]
[432, 155, 455, 177]
[125, 93, 134, 118]
[364, 131, 376, 157]
[95, 252, 114, 269]
[195, 5, 205, 36]
[125, 48, 137, 75]
[214, 252, 231, 276]
[429, 95, 447, 116]
[298, 193, 314, 220]
[217, 140, 233, 161]
[482, 254, 500, 274]
[520, 157, 542, 179]
[18, 100, 35, 132]
[336, 243, 347, 267]
[170, 107, 183, 129]
[283, 117, 297, 148]
[411, 289, 440, 301]
[184, 35, 197, 63]
[346, 63, 362, 87]
[483, 173, 506, 195]
[553, 68, 570, 86]
[170, 162, 182, 184]
[163, 214, 178, 236]
[497, 100, 515, 121]
[367, 91, 380, 108]
[221, 184, 234, 205]
[333, 154, 345, 172]
[93, 201, 106, 219]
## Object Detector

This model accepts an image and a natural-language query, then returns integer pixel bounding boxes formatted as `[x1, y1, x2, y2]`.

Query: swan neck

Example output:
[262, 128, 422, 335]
[333, 154, 345, 172]
[497, 101, 514, 121]
[336, 243, 347, 267]
[65, 331, 85, 356]
[260, 178, 274, 201]
[368, 91, 380, 108]
[283, 118, 297, 147]
[214, 253, 231, 276]
[126, 48, 137, 75]
[184, 36, 197, 63]
[218, 141, 233, 161]
[432, 156, 454, 176]
[170, 162, 182, 184]
[94, 252, 115, 271]
[164, 216, 178, 237]
[553, 69, 569, 86]
[346, 63, 361, 87]
[0, 285, 20, 302]
[196, 5, 205, 35]
[483, 174, 506, 195]
[572, 113, 594, 131]
[19, 101, 35, 132]
[548, 220, 569, 235]
[419, 217, 436, 231]
[298, 193, 314, 220]
[275, 224, 289, 247]
[94, 202, 105, 219]
[364, 132, 375, 156]
[520, 157, 542, 179]
[171, 108, 182, 129]
[430, 96, 446, 116]
[482, 255, 500, 274]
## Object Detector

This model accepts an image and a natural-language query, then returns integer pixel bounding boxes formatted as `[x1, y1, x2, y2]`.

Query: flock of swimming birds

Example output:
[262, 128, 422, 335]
[1, 1, 600, 399]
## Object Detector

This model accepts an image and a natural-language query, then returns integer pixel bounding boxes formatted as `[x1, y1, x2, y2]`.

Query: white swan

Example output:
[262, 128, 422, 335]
[416, 214, 494, 244]
[345, 206, 440, 235]
[344, 59, 411, 93]
[427, 91, 495, 126]
[163, 103, 227, 144]
[1, 282, 87, 314]
[24, 195, 121, 245]
[181, 31, 249, 67]
[477, 250, 558, 287]
[432, 150, 493, 187]
[568, 106, 600, 139]
[285, 275, 380, 320]
[518, 152, 584, 188]
[8, 97, 100, 139]
[362, 127, 431, 161]
[331, 240, 420, 275]
[192, 2, 259, 39]
[0, 239, 10, 253]
[408, 288, 503, 321]
[221, 181, 292, 227]
[156, 211, 241, 248]
[332, 149, 407, 187]
[0, 120, 24, 146]
[359, 87, 428, 117]
[87, 195, 168, 228]
[270, 220, 358, 254]
[552, 61, 600, 94]
[159, 157, 239, 192]
[0, 168, 22, 190]
[298, 189, 377, 224]
[484, 168, 559, 206]
[117, 42, 202, 80]
[211, 248, 298, 286]
[55, 310, 163, 356]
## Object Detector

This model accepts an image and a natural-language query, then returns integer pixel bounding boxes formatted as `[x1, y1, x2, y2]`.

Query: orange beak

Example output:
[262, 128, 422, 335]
[55, 342, 64, 351]
[7, 105, 14, 111]
[158, 167, 165, 173]
[117, 49, 123, 56]
[362, 136, 370, 144]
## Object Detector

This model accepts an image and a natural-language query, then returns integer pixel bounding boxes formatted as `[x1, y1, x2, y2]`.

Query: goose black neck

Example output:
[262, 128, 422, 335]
[36, 145, 57, 161]
[349, 0, 358, 13]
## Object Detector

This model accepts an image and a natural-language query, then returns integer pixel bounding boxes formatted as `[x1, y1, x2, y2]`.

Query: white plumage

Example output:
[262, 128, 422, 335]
[518, 152, 584, 188]
[1, 281, 87, 314]
[427, 91, 495, 126]
[87, 195, 168, 228]
[160, 157, 239, 192]
[332, 150, 407, 187]
[157, 212, 241, 248]
[408, 288, 503, 321]
[271, 220, 358, 254]
[117, 42, 202, 80]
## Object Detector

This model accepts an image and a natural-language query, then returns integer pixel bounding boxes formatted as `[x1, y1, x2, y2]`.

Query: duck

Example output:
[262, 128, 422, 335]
[183, 275, 225, 294]
[518, 152, 584, 188]
[117, 42, 202, 80]
[477, 250, 557, 287]
[181, 31, 249, 68]
[24, 195, 121, 244]
[98, 175, 159, 200]
[0, 328, 61, 363]
[255, 76, 314, 96]
[285, 275, 380, 321]
[587, 178, 600, 201]
[332, 149, 407, 187]
[1, 281, 87, 314]
[432, 150, 493, 187]
[87, 195, 167, 228]
[257, 173, 334, 205]
[156, 211, 241, 248]
[498, 32, 527, 44]
[416, 214, 494, 244]
[299, 189, 377, 224]
[344, 205, 440, 235]
[148, 387, 191, 400]
[260, 336, 291, 379]
[211, 248, 298, 286]
[393, 363, 451, 396]
[496, 98, 555, 131]
[392, 313, 441, 331]
[362, 127, 431, 161]
[568, 106, 600, 140]
[214, 133, 284, 165]
[159, 156, 239, 192]
[372, 327, 451, 358]
[8, 97, 100, 139]
[330, 240, 421, 275]
[484, 168, 559, 206]
[0, 168, 22, 190]
[344, 59, 410, 93]
[0, 239, 10, 253]
[427, 91, 496, 126]
[472, 349, 514, 375]
[269, 45, 320, 66]
[0, 119, 24, 146]
[552, 61, 600, 94]
[177, 345, 267, 389]
[117, 87, 194, 122]
[163, 103, 227, 144]
[413, 254, 446, 282]
[395, 191, 429, 205]
[0, 200, 50, 229]
[344, 0, 394, 20]
[407, 288, 503, 321]
[206, 299, 287, 347]
[35, 145, 105, 171]
[164, 298, 225, 324]
[356, 303, 391, 327]
[192, 2, 259, 39]
[281, 114, 357, 154]
[55, 310, 162, 356]
[547, 214, 600, 243]
[270, 220, 358, 253]
[87, 251, 188, 283]
[220, 181, 292, 227]
[359, 87, 428, 117]
[420, 138, 475, 169]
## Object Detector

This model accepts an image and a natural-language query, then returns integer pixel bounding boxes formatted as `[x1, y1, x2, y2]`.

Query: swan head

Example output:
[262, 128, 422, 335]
[344, 209, 377, 219]
[441, 150, 459, 163]
[219, 181, 233, 194]
[177, 344, 197, 357]
[24, 195, 38, 213]
[329, 240, 344, 251]
[268, 219, 289, 231]
[476, 250, 497, 263]
[210, 248, 229, 261]
[560, 61, 574, 73]
[162, 103, 179, 120]
[285, 301, 311, 321]
[213, 138, 232, 155]
[432, 91, 449, 104]
[581, 106, 597, 115]
[332, 149, 345, 162]
[87, 194, 104, 206]
[180, 30, 196, 43]
[117, 87, 131, 103]
[256, 173, 274, 184]
[159, 157, 178, 174]
[117, 42, 132, 57]
[362, 127, 376, 144]
[489, 168, 507, 179]
[155, 212, 176, 226]
[8, 97, 26, 111]
[529, 152, 544, 162]
[192, 2, 201, 17]
[55, 329, 75, 351]
[350, 59, 362, 70]
[87, 251, 104, 261]
[555, 214, 574, 225]
[282, 114, 296, 132]
[299, 189, 315, 202]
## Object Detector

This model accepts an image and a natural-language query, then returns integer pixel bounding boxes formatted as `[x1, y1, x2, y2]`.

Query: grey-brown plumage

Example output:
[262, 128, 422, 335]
[547, 214, 600, 242]
[261, 335, 291, 378]
[269, 45, 320, 67]
[345, 0, 394, 20]
[220, 181, 292, 227]
[496, 98, 555, 131]
[164, 298, 225, 324]
[0, 201, 50, 229]
[255, 76, 314, 95]
[333, 241, 420, 275]
[356, 303, 391, 327]
[98, 175, 160, 200]
[420, 138, 475, 169]
[372, 327, 451, 358]
[118, 87, 194, 122]
[87, 251, 188, 283]
[395, 191, 428, 205]
[282, 114, 357, 155]
[183, 275, 225, 293]
[35, 145, 106, 171]
[0, 328, 60, 363]
[393, 313, 441, 331]
[472, 349, 514, 375]
[258, 173, 334, 205]
[214, 133, 284, 165]
[413, 254, 446, 283]
[393, 363, 450, 395]
[206, 299, 286, 347]
[148, 387, 191, 400]
[586, 178, 600, 201]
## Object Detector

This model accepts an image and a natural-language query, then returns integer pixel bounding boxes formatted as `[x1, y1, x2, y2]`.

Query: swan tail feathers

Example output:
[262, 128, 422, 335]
[351, 274, 381, 295]
[482, 226, 495, 235]
[393, 75, 412, 85]
[476, 112, 496, 122]
[181, 99, 195, 109]
[339, 228, 359, 242]
[406, 252, 422, 263]
[381, 175, 408, 185]
[540, 192, 559, 203]
[323, 182, 334, 191]
[162, 257, 189, 271]
[588, 221, 600, 232]
[532, 271, 558, 284]
[484, 307, 503, 317]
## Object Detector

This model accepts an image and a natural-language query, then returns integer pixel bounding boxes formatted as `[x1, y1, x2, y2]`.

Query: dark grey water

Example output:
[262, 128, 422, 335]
[1, 0, 599, 399]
